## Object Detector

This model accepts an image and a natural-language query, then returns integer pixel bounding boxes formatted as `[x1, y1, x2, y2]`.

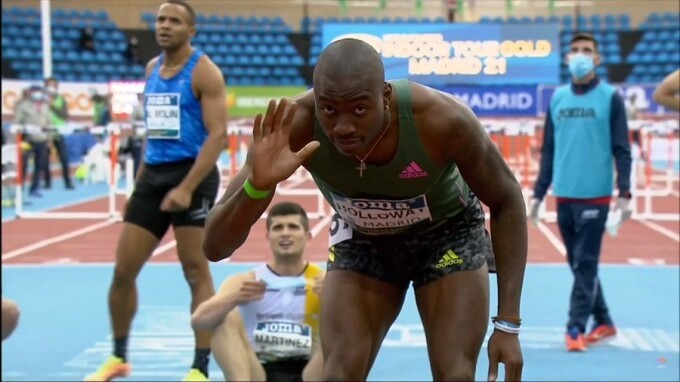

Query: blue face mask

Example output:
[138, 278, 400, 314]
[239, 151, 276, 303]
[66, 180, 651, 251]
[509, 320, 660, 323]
[568, 53, 595, 79]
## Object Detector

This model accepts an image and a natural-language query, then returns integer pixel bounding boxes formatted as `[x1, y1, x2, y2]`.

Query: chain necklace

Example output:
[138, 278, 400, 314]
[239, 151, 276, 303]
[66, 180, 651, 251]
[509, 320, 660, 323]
[355, 110, 391, 178]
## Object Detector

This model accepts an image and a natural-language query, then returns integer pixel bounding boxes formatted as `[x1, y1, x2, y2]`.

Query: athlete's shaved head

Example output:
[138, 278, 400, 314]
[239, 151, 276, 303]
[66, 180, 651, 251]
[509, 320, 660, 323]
[312, 38, 393, 158]
[313, 39, 385, 90]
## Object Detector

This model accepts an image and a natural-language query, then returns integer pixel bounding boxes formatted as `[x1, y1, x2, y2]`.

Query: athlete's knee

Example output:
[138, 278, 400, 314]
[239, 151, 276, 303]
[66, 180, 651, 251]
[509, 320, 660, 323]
[111, 264, 139, 287]
[181, 260, 210, 287]
[431, 354, 476, 381]
[323, 351, 369, 380]
[223, 309, 242, 328]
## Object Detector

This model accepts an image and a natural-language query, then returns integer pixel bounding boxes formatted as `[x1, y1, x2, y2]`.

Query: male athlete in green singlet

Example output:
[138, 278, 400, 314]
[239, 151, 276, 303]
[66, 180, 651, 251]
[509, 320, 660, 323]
[203, 38, 527, 381]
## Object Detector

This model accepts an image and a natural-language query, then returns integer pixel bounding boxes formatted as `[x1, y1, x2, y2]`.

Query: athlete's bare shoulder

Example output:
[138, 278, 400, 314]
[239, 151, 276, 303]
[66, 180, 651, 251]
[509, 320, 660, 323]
[289, 89, 317, 153]
[408, 80, 484, 165]
[409, 81, 468, 120]
[144, 56, 161, 79]
[191, 54, 225, 95]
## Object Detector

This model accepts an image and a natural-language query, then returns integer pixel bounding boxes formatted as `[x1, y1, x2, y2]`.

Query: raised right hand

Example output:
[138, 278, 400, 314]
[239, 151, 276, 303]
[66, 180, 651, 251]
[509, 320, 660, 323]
[248, 98, 320, 190]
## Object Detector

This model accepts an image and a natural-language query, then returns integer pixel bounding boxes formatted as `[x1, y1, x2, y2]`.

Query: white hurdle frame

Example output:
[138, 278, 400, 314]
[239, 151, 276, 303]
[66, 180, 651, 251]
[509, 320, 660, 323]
[10, 124, 132, 220]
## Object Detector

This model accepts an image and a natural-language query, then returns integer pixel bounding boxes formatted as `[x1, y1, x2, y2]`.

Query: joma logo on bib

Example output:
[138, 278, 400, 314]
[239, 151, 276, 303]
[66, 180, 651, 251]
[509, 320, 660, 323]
[254, 321, 312, 360]
[145, 93, 181, 140]
[331, 193, 432, 234]
[146, 95, 176, 105]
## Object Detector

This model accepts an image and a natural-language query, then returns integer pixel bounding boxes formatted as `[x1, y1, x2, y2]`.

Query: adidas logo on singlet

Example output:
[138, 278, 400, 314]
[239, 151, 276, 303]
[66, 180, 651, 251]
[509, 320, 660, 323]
[399, 161, 428, 179]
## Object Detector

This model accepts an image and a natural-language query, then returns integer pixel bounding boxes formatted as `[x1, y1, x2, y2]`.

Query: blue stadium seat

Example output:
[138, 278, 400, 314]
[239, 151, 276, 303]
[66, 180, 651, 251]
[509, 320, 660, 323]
[79, 50, 94, 62]
[257, 45, 269, 55]
[264, 55, 277, 66]
[641, 52, 655, 63]
[283, 45, 297, 55]
[245, 67, 258, 77]
[67, 29, 80, 40]
[670, 52, 680, 63]
[650, 41, 664, 52]
[663, 41, 678, 53]
[658, 30, 672, 41]
[52, 50, 66, 61]
[606, 54, 621, 64]
[237, 56, 251, 66]
[85, 62, 99, 74]
[627, 52, 641, 64]
[20, 49, 39, 60]
[53, 9, 68, 19]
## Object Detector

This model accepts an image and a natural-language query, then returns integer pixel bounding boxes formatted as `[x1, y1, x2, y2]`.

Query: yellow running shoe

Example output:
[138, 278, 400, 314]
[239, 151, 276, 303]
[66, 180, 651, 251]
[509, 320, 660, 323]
[83, 355, 131, 381]
[182, 368, 209, 381]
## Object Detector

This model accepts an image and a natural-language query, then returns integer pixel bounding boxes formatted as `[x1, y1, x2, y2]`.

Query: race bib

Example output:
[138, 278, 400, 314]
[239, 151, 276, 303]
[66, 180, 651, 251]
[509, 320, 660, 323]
[330, 193, 432, 235]
[145, 93, 181, 140]
[329, 214, 352, 246]
[253, 321, 312, 361]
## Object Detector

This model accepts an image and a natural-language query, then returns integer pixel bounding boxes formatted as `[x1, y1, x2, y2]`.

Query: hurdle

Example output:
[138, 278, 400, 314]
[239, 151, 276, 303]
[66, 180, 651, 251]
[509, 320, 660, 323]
[515, 117, 679, 223]
[10, 124, 132, 220]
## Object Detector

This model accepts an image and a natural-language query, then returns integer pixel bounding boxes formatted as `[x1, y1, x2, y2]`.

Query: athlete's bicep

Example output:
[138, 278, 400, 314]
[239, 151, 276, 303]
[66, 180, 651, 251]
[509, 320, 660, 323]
[440, 99, 522, 210]
[196, 59, 228, 136]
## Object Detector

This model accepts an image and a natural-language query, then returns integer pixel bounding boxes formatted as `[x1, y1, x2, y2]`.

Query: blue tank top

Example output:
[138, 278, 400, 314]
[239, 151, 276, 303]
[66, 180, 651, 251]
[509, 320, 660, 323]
[143, 50, 207, 165]
[549, 81, 616, 198]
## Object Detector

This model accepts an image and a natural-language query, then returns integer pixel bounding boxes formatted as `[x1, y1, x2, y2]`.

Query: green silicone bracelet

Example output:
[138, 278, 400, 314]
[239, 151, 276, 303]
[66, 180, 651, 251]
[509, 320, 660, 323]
[243, 179, 271, 199]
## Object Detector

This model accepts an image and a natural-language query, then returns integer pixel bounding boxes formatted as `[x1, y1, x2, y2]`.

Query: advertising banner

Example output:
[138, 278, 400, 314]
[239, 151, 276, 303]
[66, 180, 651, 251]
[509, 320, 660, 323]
[438, 85, 538, 116]
[322, 23, 561, 86]
[227, 86, 308, 117]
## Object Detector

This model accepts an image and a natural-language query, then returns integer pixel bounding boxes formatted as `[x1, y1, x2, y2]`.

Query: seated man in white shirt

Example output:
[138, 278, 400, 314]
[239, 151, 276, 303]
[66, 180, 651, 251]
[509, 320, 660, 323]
[192, 202, 324, 381]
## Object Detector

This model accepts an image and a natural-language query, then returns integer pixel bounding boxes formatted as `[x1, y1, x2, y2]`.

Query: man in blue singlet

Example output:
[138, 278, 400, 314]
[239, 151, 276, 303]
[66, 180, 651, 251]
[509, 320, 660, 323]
[85, 1, 227, 381]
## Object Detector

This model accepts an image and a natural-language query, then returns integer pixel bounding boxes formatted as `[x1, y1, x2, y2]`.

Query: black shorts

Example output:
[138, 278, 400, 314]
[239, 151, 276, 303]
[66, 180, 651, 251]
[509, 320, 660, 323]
[123, 159, 219, 239]
[327, 197, 495, 288]
[262, 359, 307, 382]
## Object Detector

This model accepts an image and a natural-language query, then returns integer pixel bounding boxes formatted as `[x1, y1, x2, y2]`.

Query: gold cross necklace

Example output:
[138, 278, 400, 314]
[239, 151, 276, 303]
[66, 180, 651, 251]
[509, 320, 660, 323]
[355, 110, 391, 178]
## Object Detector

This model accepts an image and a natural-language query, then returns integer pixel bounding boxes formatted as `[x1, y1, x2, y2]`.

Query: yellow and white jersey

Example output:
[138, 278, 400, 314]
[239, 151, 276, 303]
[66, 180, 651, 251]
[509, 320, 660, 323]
[238, 263, 323, 362]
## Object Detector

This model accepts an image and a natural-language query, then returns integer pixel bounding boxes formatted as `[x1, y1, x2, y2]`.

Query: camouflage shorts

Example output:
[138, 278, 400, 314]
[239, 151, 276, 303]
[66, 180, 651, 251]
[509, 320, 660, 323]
[327, 199, 496, 289]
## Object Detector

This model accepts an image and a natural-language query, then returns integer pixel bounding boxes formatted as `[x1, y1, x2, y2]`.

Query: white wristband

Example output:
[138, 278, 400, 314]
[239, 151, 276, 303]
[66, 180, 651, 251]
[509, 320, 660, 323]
[493, 321, 521, 334]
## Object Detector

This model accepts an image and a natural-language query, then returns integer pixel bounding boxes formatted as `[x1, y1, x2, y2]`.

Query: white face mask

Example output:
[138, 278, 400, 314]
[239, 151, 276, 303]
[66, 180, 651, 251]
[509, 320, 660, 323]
[46, 86, 58, 95]
[31, 92, 44, 101]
